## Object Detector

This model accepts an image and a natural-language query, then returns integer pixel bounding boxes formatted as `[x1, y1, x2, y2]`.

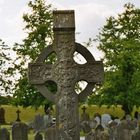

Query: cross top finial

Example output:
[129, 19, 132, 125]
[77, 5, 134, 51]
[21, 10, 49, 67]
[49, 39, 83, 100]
[53, 10, 75, 31]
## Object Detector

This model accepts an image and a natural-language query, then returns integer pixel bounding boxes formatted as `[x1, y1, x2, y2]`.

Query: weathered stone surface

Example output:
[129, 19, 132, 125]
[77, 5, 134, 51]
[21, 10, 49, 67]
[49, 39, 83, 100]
[28, 10, 104, 140]
[44, 127, 56, 140]
[12, 122, 28, 140]
[0, 128, 10, 140]
[33, 114, 44, 132]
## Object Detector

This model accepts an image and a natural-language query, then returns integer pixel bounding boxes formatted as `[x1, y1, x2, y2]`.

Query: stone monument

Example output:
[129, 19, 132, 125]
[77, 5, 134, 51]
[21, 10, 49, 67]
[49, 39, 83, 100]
[28, 10, 104, 140]
[16, 109, 21, 122]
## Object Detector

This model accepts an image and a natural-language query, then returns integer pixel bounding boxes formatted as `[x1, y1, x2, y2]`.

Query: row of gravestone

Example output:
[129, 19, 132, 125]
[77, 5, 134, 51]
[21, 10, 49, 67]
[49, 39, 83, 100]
[1, 121, 140, 140]
[0, 122, 56, 140]
[84, 119, 140, 140]
[79, 107, 140, 140]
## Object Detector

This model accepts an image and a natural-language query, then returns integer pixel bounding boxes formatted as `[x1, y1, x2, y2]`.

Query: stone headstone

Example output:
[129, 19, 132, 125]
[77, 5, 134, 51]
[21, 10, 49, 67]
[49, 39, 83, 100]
[117, 120, 132, 140]
[101, 113, 111, 128]
[33, 114, 44, 132]
[28, 10, 104, 140]
[0, 128, 10, 140]
[94, 116, 101, 126]
[34, 132, 43, 140]
[12, 122, 28, 140]
[43, 109, 53, 129]
[44, 127, 56, 140]
[125, 114, 131, 121]
[89, 119, 97, 129]
[0, 107, 5, 124]
[108, 120, 118, 140]
[80, 106, 90, 122]
[114, 117, 121, 125]
[80, 106, 91, 133]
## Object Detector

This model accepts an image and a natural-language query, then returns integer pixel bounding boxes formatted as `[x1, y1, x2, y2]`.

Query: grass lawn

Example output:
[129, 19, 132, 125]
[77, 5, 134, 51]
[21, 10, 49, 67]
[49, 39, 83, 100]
[2, 105, 44, 123]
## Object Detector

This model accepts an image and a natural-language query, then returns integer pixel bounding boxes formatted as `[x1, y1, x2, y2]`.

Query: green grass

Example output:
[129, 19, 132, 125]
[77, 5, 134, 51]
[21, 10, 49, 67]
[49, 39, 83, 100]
[2, 104, 139, 123]
[79, 105, 125, 119]
[2, 104, 140, 123]
[2, 105, 44, 123]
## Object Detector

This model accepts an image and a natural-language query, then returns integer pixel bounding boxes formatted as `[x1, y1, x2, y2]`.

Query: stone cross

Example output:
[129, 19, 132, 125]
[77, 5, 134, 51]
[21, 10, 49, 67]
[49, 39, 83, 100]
[16, 109, 21, 122]
[28, 10, 104, 140]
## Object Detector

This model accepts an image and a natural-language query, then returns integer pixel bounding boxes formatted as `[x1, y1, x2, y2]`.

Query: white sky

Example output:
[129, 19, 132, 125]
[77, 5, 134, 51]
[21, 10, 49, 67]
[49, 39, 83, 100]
[0, 0, 140, 60]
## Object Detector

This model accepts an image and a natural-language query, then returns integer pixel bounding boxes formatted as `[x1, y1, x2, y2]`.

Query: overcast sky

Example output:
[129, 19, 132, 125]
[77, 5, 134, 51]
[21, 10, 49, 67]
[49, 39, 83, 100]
[0, 0, 140, 59]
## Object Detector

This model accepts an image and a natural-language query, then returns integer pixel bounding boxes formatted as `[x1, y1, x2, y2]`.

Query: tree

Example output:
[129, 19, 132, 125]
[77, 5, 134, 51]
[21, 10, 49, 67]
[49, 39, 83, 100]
[10, 0, 55, 108]
[0, 39, 12, 95]
[88, 3, 140, 115]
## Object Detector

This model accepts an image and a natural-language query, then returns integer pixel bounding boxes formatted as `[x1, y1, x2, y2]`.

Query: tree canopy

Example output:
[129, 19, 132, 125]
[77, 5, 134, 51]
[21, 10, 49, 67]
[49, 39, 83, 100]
[0, 40, 12, 95]
[9, 0, 54, 108]
[88, 3, 140, 114]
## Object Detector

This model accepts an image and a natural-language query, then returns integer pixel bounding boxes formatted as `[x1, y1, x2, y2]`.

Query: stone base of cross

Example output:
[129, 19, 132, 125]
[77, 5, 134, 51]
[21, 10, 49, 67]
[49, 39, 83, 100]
[28, 10, 104, 140]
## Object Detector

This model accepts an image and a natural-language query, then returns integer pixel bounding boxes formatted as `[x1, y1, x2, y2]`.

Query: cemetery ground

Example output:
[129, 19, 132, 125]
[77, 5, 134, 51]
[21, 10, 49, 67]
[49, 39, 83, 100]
[1, 104, 140, 140]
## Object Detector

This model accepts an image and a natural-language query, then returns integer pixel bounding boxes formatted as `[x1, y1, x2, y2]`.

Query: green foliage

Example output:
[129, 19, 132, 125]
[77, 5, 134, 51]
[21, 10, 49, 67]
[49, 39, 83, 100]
[14, 0, 53, 60]
[9, 0, 54, 108]
[88, 3, 140, 114]
[0, 96, 11, 105]
[0, 39, 12, 94]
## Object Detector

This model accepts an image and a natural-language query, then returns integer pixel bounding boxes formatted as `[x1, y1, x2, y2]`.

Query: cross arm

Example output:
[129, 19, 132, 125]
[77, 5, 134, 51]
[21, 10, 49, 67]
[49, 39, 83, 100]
[77, 61, 104, 84]
[28, 63, 53, 84]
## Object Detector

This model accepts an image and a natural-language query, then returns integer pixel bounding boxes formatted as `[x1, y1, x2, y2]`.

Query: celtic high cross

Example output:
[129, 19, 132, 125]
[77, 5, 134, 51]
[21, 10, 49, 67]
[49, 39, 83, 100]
[28, 10, 104, 140]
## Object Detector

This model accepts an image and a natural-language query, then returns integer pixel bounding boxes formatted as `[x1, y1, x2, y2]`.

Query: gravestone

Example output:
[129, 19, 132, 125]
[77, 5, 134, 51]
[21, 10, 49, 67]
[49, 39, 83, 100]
[28, 10, 104, 140]
[94, 115, 101, 126]
[80, 106, 90, 122]
[12, 122, 28, 140]
[44, 126, 56, 140]
[117, 120, 132, 140]
[101, 113, 111, 128]
[0, 128, 10, 140]
[43, 107, 53, 129]
[33, 114, 44, 132]
[108, 120, 118, 140]
[90, 119, 97, 129]
[0, 107, 5, 124]
[80, 106, 91, 133]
